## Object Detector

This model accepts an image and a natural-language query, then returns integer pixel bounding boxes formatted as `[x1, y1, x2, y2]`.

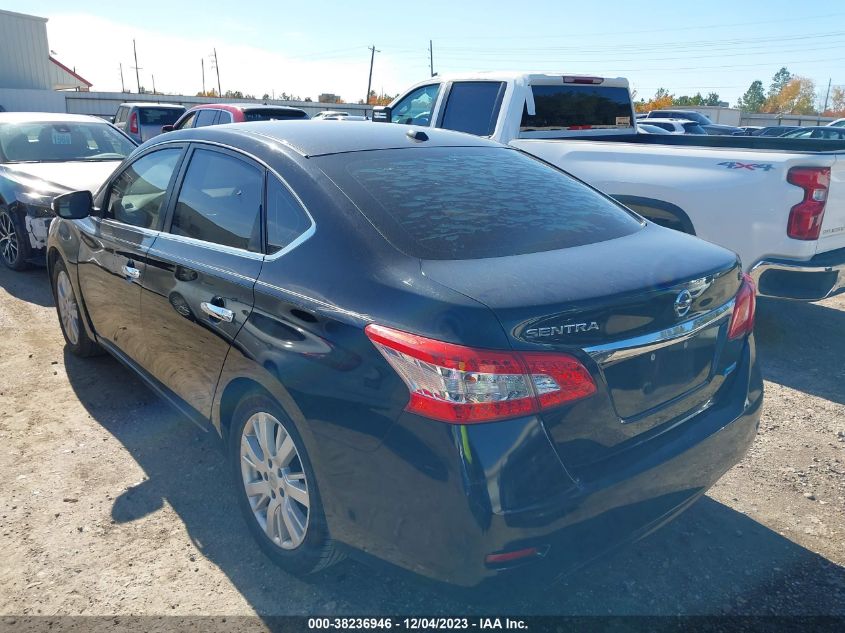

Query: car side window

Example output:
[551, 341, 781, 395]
[194, 110, 219, 128]
[390, 84, 440, 126]
[175, 112, 197, 130]
[105, 148, 182, 229]
[170, 148, 262, 251]
[266, 175, 311, 254]
[217, 110, 233, 123]
[440, 82, 505, 136]
[115, 107, 127, 124]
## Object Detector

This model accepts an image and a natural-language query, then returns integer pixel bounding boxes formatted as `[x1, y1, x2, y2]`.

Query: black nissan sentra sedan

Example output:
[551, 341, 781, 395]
[47, 121, 762, 587]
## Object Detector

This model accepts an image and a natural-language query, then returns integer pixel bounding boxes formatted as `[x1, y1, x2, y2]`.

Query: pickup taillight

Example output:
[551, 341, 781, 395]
[786, 166, 830, 240]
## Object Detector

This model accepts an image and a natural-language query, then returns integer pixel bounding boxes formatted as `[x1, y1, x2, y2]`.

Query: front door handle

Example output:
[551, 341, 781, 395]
[200, 301, 234, 323]
[122, 264, 141, 279]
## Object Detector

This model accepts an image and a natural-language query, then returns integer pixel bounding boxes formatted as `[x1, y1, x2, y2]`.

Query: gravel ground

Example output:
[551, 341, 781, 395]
[0, 265, 843, 618]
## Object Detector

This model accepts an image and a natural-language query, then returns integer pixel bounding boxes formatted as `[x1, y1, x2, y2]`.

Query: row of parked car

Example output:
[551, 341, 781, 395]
[637, 110, 845, 139]
[0, 71, 840, 590]
[109, 102, 367, 143]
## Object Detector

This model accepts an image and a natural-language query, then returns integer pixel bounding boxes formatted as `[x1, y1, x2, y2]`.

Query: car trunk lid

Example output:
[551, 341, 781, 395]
[421, 226, 742, 467]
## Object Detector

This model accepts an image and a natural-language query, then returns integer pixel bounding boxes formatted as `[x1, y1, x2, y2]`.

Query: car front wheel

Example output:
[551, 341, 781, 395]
[229, 392, 344, 575]
[52, 258, 100, 356]
[0, 207, 30, 271]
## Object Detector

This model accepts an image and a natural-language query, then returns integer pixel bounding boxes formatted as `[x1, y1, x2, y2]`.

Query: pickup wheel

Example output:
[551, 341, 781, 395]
[0, 207, 31, 271]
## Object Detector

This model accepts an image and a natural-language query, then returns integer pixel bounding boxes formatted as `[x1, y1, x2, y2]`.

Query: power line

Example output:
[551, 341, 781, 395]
[420, 12, 845, 41]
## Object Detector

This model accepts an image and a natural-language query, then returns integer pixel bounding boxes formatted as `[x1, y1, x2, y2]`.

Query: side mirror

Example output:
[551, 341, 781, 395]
[53, 190, 93, 220]
[372, 106, 391, 123]
[161, 124, 174, 133]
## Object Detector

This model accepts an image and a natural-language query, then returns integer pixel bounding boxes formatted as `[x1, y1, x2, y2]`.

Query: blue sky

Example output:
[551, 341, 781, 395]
[8, 0, 845, 105]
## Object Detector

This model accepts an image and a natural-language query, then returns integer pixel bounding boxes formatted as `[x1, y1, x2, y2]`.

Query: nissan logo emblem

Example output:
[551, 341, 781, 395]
[674, 289, 693, 318]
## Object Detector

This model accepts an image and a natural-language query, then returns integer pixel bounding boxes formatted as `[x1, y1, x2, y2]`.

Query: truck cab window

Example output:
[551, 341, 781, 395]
[391, 84, 440, 126]
[440, 82, 505, 136]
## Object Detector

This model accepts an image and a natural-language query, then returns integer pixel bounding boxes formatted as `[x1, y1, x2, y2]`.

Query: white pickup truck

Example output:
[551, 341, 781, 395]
[373, 72, 845, 301]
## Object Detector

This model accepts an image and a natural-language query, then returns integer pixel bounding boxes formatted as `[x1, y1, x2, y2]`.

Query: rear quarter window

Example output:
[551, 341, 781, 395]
[317, 146, 642, 260]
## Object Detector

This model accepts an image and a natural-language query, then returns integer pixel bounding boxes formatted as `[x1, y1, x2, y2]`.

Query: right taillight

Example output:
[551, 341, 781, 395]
[129, 111, 139, 134]
[787, 166, 830, 240]
[364, 324, 596, 424]
[728, 273, 757, 340]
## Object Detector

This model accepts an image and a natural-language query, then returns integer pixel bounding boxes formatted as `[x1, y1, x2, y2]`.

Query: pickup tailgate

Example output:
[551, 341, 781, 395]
[819, 156, 845, 252]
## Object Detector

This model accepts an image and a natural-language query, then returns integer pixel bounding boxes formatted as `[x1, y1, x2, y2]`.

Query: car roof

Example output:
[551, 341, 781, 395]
[642, 117, 695, 123]
[187, 103, 305, 113]
[154, 120, 501, 157]
[0, 112, 111, 124]
[118, 102, 185, 109]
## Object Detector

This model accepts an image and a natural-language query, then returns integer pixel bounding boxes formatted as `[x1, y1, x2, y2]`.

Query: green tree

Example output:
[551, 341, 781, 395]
[737, 80, 766, 112]
[704, 92, 721, 106]
[768, 67, 792, 98]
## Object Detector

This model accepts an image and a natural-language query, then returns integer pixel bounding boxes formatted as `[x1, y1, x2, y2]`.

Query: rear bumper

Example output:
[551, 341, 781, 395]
[326, 337, 762, 587]
[749, 247, 845, 301]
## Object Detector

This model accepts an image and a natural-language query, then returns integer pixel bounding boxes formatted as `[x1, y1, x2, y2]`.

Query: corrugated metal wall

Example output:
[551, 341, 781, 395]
[64, 92, 373, 119]
[0, 10, 51, 90]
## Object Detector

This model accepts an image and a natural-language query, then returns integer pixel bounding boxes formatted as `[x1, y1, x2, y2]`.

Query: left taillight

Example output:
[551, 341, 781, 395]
[787, 166, 830, 240]
[364, 324, 596, 424]
[129, 111, 139, 134]
[728, 273, 757, 340]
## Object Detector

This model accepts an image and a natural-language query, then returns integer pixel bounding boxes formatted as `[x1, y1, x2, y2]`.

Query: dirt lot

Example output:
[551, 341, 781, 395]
[0, 264, 843, 618]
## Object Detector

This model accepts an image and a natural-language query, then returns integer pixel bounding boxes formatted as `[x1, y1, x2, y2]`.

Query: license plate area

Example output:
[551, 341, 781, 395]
[602, 326, 718, 421]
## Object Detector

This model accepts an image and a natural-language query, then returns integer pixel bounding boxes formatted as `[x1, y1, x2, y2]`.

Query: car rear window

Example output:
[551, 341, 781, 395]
[521, 85, 633, 132]
[318, 146, 642, 260]
[243, 109, 308, 121]
[139, 108, 184, 125]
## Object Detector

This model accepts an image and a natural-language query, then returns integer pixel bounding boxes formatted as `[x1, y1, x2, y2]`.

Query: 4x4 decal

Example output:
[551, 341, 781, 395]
[718, 161, 774, 171]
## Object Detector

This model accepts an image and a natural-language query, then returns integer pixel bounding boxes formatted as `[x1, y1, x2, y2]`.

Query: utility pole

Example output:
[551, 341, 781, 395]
[119, 63, 125, 93]
[365, 45, 379, 105]
[201, 58, 205, 95]
[212, 48, 222, 97]
[821, 78, 832, 124]
[429, 40, 435, 77]
[132, 39, 141, 93]
[152, 74, 156, 94]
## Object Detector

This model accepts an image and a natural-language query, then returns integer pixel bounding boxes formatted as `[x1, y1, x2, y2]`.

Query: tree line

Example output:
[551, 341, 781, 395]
[636, 67, 844, 116]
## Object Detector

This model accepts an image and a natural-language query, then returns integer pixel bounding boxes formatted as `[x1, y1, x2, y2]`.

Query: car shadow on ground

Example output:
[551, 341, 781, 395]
[63, 349, 845, 617]
[755, 297, 845, 406]
[0, 265, 53, 307]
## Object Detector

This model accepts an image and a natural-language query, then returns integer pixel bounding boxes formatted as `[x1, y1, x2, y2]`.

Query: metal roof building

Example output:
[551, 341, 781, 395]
[0, 9, 90, 91]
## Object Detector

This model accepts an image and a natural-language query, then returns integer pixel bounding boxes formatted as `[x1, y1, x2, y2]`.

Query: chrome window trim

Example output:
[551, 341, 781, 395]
[584, 299, 735, 366]
[99, 217, 162, 238]
[138, 138, 316, 261]
[150, 230, 265, 261]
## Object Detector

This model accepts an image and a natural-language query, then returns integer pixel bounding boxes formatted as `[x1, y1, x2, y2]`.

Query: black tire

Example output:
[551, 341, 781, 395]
[0, 206, 31, 271]
[228, 392, 344, 575]
[51, 258, 101, 357]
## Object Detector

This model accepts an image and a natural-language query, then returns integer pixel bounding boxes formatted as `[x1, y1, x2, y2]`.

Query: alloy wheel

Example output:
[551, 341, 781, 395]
[240, 412, 310, 550]
[56, 270, 80, 345]
[0, 212, 19, 266]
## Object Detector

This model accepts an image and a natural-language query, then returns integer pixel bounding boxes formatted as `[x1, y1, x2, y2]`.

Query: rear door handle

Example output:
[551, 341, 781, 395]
[122, 264, 140, 279]
[200, 301, 234, 323]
